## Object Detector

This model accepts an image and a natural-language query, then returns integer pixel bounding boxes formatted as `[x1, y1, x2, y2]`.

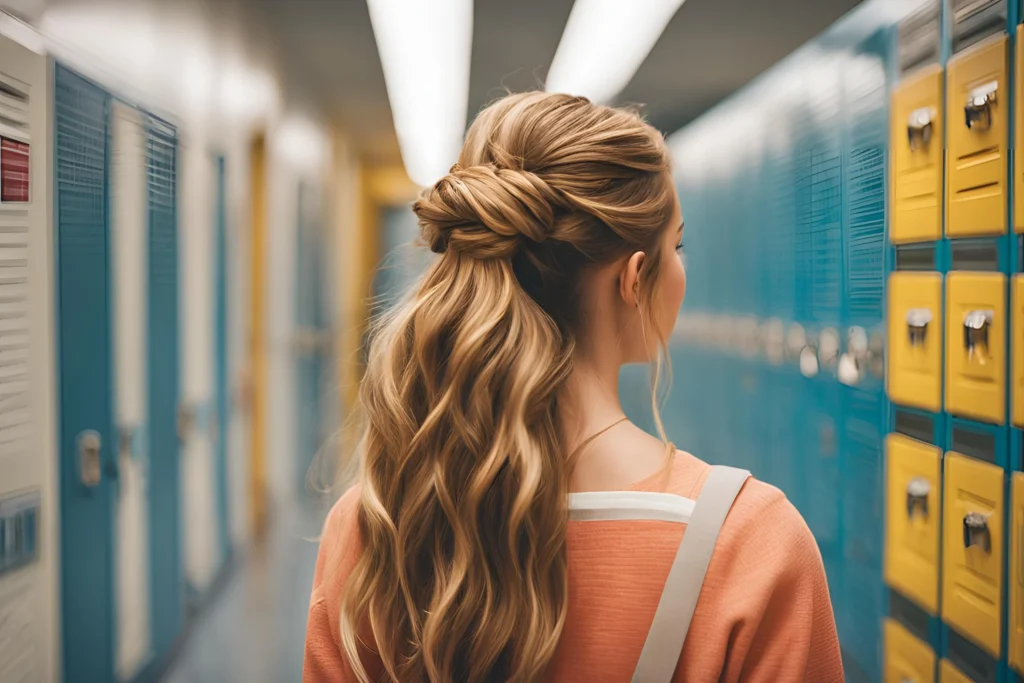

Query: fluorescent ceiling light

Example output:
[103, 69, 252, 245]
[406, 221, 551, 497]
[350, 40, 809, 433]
[546, 0, 685, 104]
[367, 0, 473, 188]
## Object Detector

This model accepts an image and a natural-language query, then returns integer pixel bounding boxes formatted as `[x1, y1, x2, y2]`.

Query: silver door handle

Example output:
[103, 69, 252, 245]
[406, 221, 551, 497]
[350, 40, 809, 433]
[78, 430, 102, 488]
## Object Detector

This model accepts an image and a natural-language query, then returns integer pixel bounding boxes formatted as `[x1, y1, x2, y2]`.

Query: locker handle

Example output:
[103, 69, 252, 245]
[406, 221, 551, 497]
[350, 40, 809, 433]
[963, 511, 992, 552]
[77, 430, 102, 488]
[963, 309, 993, 358]
[177, 404, 194, 442]
[906, 477, 930, 519]
[906, 308, 931, 346]
[965, 81, 998, 131]
[907, 106, 935, 150]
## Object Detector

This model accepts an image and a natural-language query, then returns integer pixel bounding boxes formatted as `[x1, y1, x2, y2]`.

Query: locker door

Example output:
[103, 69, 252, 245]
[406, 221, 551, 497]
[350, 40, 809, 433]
[213, 154, 230, 558]
[944, 272, 1006, 424]
[883, 618, 936, 683]
[1010, 472, 1024, 675]
[942, 451, 1004, 656]
[946, 35, 1008, 237]
[1012, 275, 1024, 426]
[884, 433, 941, 613]
[887, 271, 943, 412]
[55, 65, 116, 683]
[110, 101, 151, 680]
[891, 65, 944, 244]
[146, 116, 182, 655]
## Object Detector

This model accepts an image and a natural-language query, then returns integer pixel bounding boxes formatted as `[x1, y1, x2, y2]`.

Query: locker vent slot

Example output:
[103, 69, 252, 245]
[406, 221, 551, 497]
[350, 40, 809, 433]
[952, 0, 1006, 55]
[895, 244, 937, 271]
[898, 0, 941, 74]
[0, 74, 28, 143]
[950, 241, 1000, 271]
[950, 425, 997, 463]
[894, 410, 935, 444]
[947, 627, 998, 683]
[889, 589, 931, 643]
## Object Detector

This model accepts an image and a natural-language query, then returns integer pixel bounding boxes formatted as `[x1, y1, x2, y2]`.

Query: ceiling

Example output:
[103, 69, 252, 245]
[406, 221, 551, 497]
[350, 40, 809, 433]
[256, 0, 863, 169]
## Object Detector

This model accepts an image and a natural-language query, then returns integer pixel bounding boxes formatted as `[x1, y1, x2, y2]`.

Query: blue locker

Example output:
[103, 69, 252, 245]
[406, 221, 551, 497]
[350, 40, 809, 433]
[55, 64, 116, 683]
[146, 115, 183, 655]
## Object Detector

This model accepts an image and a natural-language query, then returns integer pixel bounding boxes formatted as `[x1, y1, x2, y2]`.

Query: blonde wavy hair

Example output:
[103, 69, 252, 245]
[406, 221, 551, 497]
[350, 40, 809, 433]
[341, 92, 677, 682]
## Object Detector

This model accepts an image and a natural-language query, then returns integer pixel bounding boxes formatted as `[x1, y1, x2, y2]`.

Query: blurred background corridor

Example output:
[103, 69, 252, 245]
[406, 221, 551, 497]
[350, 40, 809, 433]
[0, 0, 1016, 681]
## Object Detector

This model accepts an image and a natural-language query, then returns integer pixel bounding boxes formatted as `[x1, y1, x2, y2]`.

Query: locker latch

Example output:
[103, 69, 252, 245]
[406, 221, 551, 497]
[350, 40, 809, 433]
[905, 477, 930, 519]
[963, 511, 991, 552]
[77, 430, 102, 488]
[906, 308, 932, 347]
[838, 326, 867, 386]
[907, 106, 936, 150]
[965, 81, 998, 131]
[963, 309, 993, 359]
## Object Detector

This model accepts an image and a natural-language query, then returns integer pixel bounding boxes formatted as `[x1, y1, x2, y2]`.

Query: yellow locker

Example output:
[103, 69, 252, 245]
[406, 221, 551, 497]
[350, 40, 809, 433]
[945, 272, 1006, 424]
[892, 65, 944, 244]
[1010, 473, 1024, 675]
[942, 452, 1005, 656]
[888, 271, 943, 411]
[947, 34, 1008, 237]
[1017, 27, 1024, 232]
[885, 619, 935, 683]
[885, 434, 941, 613]
[938, 659, 972, 683]
[1013, 276, 1024, 426]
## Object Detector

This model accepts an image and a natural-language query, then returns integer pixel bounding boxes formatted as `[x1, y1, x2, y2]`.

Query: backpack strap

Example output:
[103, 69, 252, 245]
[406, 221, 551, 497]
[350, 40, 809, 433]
[631, 465, 751, 682]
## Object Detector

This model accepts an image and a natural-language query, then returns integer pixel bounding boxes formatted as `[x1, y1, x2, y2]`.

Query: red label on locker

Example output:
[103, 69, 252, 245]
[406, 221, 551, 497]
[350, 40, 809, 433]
[1, 138, 29, 203]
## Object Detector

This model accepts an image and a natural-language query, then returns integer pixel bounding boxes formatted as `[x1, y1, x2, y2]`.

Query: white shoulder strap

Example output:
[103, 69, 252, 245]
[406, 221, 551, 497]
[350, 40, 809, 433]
[631, 465, 750, 682]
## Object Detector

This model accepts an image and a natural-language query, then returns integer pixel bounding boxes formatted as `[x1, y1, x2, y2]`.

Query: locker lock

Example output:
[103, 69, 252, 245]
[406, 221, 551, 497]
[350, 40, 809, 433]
[905, 477, 930, 519]
[785, 324, 806, 360]
[177, 404, 194, 441]
[799, 344, 819, 378]
[963, 309, 993, 359]
[837, 326, 868, 386]
[77, 430, 102, 488]
[906, 308, 932, 347]
[962, 511, 991, 552]
[964, 81, 998, 131]
[907, 106, 935, 150]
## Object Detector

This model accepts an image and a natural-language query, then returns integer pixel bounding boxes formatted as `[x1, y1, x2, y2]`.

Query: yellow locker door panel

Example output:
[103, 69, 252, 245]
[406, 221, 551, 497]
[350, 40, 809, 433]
[947, 34, 1008, 237]
[885, 434, 941, 613]
[1013, 276, 1024, 426]
[885, 619, 936, 683]
[945, 272, 1006, 424]
[1010, 473, 1024, 674]
[1017, 27, 1024, 232]
[942, 452, 1005, 657]
[939, 660, 972, 683]
[892, 65, 944, 244]
[888, 272, 943, 412]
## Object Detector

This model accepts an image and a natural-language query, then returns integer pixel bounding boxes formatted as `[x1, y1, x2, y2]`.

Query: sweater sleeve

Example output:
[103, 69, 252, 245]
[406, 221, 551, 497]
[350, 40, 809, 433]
[678, 481, 845, 682]
[302, 487, 362, 683]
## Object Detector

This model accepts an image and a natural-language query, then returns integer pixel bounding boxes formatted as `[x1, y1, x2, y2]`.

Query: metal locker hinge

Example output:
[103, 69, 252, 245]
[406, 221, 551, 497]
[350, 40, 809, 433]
[78, 430, 102, 488]
[963, 309, 993, 359]
[908, 107, 936, 150]
[906, 477, 930, 518]
[963, 511, 991, 552]
[906, 308, 932, 346]
[965, 81, 998, 130]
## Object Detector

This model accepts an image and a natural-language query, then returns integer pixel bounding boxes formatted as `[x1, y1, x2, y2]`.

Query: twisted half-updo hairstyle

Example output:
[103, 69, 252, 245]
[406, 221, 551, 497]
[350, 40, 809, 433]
[341, 92, 677, 682]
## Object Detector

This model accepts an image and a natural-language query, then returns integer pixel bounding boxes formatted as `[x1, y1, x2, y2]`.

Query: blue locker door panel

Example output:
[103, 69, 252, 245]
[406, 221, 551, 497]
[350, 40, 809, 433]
[213, 154, 230, 558]
[147, 117, 182, 654]
[805, 379, 842, 591]
[55, 65, 115, 683]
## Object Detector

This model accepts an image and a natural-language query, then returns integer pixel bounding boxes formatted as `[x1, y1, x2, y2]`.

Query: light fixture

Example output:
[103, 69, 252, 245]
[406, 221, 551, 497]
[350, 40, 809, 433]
[546, 0, 685, 105]
[367, 0, 473, 188]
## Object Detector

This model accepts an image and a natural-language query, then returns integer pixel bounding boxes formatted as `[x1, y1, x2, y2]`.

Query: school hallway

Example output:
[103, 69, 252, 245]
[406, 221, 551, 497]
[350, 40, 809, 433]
[162, 500, 325, 683]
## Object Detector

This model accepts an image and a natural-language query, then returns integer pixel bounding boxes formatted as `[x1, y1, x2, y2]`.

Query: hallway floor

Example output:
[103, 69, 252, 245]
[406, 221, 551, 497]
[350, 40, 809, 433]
[162, 500, 327, 683]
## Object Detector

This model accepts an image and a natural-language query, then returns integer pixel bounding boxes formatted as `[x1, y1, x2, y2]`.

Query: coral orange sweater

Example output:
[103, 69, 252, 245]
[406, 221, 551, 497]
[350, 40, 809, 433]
[303, 452, 844, 682]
